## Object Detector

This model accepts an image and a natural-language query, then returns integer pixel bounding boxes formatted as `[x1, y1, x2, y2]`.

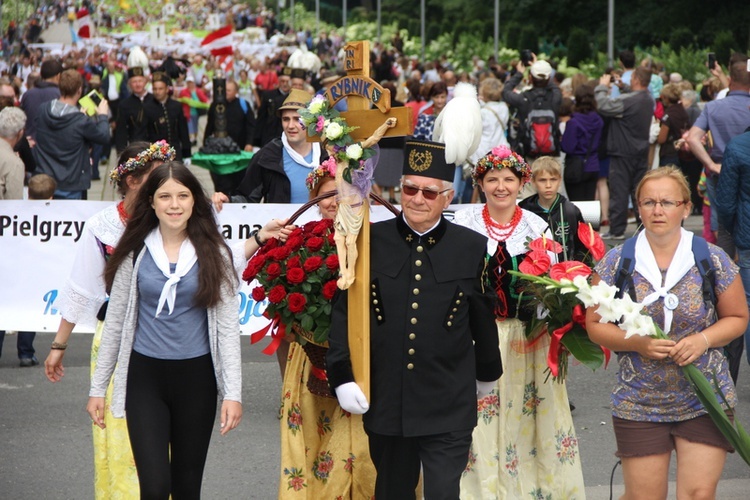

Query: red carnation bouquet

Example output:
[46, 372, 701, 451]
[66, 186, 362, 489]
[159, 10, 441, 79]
[243, 218, 339, 346]
[509, 222, 610, 382]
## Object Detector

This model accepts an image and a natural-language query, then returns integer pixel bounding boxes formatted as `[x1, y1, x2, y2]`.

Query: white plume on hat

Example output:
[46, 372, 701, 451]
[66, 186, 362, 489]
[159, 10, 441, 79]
[127, 46, 149, 70]
[432, 82, 482, 165]
[287, 46, 322, 74]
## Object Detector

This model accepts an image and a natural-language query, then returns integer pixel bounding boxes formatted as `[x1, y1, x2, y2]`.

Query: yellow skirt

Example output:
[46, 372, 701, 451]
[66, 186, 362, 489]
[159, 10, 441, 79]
[278, 342, 376, 499]
[460, 319, 586, 499]
[90, 321, 139, 499]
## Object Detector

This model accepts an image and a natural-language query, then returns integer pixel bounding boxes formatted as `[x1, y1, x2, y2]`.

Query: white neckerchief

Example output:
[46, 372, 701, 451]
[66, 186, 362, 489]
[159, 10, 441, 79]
[144, 228, 198, 317]
[281, 133, 321, 168]
[634, 228, 695, 333]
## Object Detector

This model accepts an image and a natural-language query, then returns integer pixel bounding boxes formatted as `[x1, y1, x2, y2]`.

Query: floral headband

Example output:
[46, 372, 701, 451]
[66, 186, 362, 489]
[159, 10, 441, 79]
[471, 145, 532, 187]
[306, 156, 337, 192]
[109, 140, 176, 185]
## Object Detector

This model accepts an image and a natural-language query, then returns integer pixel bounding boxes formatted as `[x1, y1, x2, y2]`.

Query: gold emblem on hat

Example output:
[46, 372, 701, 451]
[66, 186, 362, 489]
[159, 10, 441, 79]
[409, 149, 432, 172]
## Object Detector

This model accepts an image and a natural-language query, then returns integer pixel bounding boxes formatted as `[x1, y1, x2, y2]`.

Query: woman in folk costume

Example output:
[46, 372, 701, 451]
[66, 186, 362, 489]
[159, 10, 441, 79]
[454, 147, 586, 498]
[274, 159, 377, 498]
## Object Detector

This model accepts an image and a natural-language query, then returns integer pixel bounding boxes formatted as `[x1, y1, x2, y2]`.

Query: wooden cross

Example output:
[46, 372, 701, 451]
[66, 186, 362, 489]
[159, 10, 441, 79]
[315, 41, 412, 400]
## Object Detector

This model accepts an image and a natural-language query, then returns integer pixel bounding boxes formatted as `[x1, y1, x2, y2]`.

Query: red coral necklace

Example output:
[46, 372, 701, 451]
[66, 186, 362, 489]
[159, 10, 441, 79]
[117, 201, 130, 225]
[482, 205, 522, 242]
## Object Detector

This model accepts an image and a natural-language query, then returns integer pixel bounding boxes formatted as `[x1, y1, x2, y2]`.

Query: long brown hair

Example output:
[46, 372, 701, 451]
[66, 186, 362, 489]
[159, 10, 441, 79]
[104, 162, 236, 308]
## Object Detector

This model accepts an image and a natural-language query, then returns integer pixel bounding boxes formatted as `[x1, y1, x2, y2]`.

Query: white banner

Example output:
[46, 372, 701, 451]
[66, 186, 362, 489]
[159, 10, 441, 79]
[0, 200, 400, 335]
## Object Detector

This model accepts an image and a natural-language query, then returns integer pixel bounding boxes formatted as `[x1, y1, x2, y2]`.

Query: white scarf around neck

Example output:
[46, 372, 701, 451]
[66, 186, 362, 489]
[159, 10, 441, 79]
[281, 133, 321, 168]
[634, 228, 695, 333]
[144, 228, 198, 317]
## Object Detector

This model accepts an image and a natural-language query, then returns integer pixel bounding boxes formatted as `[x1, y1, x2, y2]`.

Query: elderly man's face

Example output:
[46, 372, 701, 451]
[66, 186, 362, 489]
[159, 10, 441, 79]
[400, 175, 453, 233]
[278, 75, 291, 93]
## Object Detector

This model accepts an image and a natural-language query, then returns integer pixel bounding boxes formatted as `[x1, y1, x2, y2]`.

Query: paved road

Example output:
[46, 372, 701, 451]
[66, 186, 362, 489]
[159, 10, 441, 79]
[2, 153, 749, 497]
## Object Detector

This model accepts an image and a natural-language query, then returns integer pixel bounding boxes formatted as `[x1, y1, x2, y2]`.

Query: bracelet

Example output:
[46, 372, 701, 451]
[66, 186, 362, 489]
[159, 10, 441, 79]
[253, 228, 266, 247]
[51, 341, 68, 351]
[699, 332, 710, 352]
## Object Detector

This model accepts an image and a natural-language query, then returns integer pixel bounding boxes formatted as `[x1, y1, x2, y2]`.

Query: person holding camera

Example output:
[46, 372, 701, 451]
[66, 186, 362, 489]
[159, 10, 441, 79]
[32, 69, 110, 200]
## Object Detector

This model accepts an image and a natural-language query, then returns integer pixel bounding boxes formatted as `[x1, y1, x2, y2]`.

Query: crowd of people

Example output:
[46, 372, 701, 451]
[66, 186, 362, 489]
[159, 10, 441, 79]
[1, 2, 750, 498]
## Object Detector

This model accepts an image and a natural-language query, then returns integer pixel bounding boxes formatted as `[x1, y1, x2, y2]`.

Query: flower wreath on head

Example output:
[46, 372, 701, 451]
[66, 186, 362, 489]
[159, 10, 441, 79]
[471, 145, 532, 187]
[109, 140, 176, 185]
[305, 156, 337, 193]
[298, 94, 375, 183]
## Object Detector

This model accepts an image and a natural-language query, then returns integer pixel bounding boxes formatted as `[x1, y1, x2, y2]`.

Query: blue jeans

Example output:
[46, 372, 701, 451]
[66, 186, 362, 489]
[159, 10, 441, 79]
[737, 249, 750, 365]
[0, 331, 36, 359]
[54, 190, 84, 200]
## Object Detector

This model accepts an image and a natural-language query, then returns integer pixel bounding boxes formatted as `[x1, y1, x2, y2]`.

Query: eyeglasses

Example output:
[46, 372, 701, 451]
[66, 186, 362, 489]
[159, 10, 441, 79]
[638, 199, 687, 210]
[401, 184, 451, 201]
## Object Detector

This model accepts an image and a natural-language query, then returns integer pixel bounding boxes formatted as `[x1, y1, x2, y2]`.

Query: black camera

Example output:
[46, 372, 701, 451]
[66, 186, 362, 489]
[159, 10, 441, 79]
[521, 49, 533, 66]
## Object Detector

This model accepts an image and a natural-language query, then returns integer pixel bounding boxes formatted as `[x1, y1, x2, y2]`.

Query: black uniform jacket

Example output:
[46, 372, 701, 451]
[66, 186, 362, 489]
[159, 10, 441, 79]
[115, 93, 155, 153]
[144, 98, 191, 160]
[204, 97, 256, 150]
[327, 215, 503, 437]
[254, 88, 286, 147]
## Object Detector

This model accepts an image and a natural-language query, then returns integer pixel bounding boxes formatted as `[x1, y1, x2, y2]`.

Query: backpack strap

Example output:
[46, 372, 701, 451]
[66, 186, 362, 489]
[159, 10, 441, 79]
[239, 97, 249, 115]
[614, 236, 638, 301]
[691, 236, 716, 307]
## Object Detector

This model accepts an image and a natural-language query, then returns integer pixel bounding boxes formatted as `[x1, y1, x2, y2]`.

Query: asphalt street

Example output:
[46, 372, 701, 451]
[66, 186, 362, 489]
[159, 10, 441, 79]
[1, 152, 748, 497]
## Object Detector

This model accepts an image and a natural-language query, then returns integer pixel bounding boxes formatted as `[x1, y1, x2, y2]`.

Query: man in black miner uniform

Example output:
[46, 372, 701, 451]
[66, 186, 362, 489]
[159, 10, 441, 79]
[253, 66, 293, 147]
[114, 66, 155, 154]
[326, 140, 503, 500]
[203, 79, 257, 194]
[145, 72, 191, 160]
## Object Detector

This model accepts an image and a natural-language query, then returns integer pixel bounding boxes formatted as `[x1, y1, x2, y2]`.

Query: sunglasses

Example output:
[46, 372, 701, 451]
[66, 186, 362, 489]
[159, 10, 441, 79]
[401, 184, 450, 201]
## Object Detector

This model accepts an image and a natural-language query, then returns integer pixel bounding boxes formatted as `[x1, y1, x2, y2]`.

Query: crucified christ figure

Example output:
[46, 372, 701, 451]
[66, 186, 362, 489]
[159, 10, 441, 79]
[327, 117, 397, 290]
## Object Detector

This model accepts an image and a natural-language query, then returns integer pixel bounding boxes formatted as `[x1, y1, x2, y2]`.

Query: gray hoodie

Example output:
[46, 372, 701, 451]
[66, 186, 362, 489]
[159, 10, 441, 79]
[32, 99, 109, 192]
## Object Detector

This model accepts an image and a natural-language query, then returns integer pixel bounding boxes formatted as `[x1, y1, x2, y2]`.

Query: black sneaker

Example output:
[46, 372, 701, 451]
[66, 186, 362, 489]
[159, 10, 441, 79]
[19, 357, 39, 367]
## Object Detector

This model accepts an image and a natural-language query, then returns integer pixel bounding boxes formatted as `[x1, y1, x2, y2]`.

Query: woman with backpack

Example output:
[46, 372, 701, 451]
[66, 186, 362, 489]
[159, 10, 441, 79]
[586, 166, 747, 500]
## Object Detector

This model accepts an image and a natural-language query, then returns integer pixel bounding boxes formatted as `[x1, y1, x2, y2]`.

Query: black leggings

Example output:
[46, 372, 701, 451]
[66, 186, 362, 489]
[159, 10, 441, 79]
[126, 351, 217, 500]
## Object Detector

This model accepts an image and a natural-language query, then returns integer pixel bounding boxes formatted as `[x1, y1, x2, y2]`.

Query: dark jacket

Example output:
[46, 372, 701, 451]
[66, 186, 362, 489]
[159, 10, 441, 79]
[253, 88, 287, 147]
[20, 81, 60, 140]
[561, 111, 604, 173]
[594, 86, 654, 158]
[204, 97, 256, 150]
[519, 193, 587, 262]
[326, 216, 502, 437]
[33, 99, 110, 191]
[716, 129, 750, 249]
[232, 138, 328, 203]
[145, 97, 192, 160]
[115, 93, 155, 153]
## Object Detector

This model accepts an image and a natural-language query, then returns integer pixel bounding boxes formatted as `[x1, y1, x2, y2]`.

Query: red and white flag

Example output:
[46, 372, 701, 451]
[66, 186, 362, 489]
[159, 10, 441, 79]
[217, 55, 234, 74]
[201, 25, 233, 56]
[77, 8, 91, 39]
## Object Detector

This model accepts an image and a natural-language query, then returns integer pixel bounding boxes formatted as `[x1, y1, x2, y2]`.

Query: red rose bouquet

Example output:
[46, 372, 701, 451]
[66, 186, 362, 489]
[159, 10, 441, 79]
[509, 222, 610, 381]
[243, 218, 339, 347]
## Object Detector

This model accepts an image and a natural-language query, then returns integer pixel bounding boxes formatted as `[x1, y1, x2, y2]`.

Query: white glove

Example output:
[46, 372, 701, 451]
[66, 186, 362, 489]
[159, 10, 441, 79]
[335, 382, 370, 414]
[476, 380, 496, 400]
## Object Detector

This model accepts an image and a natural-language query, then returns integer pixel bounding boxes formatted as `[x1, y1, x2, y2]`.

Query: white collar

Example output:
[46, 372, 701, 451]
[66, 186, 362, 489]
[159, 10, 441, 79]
[281, 133, 321, 168]
[144, 228, 198, 317]
[634, 228, 695, 333]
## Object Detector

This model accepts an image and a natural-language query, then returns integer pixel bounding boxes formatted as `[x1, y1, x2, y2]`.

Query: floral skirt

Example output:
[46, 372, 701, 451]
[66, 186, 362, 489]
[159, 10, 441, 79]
[90, 321, 139, 499]
[460, 319, 586, 499]
[278, 342, 376, 499]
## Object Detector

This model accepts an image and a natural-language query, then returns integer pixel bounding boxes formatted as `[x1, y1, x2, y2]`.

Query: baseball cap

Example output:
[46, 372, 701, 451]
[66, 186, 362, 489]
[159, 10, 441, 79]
[530, 60, 552, 80]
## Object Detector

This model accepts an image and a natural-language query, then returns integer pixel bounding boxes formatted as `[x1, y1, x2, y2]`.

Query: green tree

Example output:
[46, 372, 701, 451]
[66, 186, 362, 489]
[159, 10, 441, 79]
[567, 28, 590, 68]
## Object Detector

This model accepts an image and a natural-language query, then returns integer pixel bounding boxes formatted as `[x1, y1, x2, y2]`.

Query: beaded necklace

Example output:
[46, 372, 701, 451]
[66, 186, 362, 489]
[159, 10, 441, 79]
[482, 204, 522, 242]
[117, 200, 130, 225]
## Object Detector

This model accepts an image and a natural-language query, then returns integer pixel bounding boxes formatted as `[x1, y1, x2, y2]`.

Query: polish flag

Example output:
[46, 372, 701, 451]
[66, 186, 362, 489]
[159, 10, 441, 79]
[201, 25, 233, 56]
[77, 8, 91, 39]
[217, 55, 234, 74]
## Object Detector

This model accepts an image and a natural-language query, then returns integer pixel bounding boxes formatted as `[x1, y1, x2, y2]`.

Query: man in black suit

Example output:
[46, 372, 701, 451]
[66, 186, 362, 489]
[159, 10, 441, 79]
[145, 72, 191, 160]
[114, 66, 155, 154]
[253, 66, 292, 147]
[326, 140, 503, 500]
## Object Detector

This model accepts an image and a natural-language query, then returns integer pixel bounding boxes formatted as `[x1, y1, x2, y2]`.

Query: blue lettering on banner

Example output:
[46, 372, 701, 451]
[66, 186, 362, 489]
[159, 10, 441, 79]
[238, 292, 268, 325]
[43, 289, 60, 315]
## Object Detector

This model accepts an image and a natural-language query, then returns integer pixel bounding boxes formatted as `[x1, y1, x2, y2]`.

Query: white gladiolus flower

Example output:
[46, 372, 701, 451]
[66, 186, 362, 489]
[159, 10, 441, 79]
[345, 143, 363, 160]
[595, 302, 623, 324]
[325, 121, 344, 140]
[558, 278, 578, 295]
[613, 295, 645, 325]
[620, 313, 657, 339]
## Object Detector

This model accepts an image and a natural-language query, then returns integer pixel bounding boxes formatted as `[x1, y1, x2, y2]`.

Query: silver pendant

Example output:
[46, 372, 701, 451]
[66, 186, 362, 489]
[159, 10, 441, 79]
[664, 293, 679, 311]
